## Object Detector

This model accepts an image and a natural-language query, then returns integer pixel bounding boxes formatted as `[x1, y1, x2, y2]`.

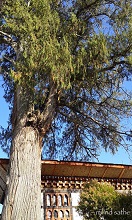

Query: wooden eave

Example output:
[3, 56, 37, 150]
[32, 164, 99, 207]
[41, 160, 132, 179]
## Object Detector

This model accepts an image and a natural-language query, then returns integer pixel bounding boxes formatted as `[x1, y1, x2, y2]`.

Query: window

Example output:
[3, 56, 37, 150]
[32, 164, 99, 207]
[58, 194, 62, 206]
[54, 210, 58, 218]
[47, 210, 52, 219]
[65, 210, 69, 217]
[47, 195, 51, 206]
[64, 195, 68, 206]
[53, 194, 57, 206]
[45, 192, 71, 219]
[59, 210, 64, 218]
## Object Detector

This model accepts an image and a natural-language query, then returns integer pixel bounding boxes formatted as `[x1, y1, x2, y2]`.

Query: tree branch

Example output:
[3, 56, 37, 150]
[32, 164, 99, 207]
[3, 56, 15, 65]
[0, 31, 13, 40]
[27, 83, 57, 137]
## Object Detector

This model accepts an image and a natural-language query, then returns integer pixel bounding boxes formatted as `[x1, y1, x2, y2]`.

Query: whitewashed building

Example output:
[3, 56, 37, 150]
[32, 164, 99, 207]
[0, 159, 132, 219]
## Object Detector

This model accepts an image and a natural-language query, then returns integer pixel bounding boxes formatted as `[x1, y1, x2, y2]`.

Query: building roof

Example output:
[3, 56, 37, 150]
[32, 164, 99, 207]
[41, 160, 132, 179]
[0, 159, 132, 203]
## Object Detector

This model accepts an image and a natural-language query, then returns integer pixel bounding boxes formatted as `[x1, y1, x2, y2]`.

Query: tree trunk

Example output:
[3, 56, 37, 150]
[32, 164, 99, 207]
[1, 126, 41, 220]
[1, 83, 57, 220]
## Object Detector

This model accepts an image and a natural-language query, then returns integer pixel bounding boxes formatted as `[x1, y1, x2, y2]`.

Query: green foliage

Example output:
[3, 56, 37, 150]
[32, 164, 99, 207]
[1, 0, 73, 89]
[0, 0, 132, 159]
[1, 0, 131, 89]
[77, 180, 118, 219]
[77, 180, 132, 220]
[113, 192, 132, 220]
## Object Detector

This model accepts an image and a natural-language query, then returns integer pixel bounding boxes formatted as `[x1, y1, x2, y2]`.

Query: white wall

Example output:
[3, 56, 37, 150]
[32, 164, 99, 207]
[0, 204, 2, 214]
[71, 192, 83, 220]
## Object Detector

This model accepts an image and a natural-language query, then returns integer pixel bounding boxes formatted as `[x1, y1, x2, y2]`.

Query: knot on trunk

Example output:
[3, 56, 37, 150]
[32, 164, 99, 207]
[26, 111, 38, 126]
[26, 110, 50, 135]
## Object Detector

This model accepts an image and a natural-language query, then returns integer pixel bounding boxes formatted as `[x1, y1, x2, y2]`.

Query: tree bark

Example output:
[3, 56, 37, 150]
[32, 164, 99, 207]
[1, 86, 42, 220]
[1, 126, 41, 220]
[1, 82, 57, 220]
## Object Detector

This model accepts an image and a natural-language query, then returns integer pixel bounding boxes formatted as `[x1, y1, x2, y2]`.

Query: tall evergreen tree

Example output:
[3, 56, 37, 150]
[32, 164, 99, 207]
[0, 0, 132, 219]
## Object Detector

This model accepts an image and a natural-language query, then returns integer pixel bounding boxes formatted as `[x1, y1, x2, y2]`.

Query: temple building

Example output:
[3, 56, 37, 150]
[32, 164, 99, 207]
[0, 159, 132, 220]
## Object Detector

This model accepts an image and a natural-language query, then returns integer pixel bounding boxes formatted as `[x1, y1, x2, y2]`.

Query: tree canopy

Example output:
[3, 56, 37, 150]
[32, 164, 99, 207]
[0, 0, 132, 160]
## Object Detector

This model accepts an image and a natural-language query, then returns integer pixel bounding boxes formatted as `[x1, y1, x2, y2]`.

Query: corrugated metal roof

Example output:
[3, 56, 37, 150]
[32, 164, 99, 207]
[0, 159, 132, 204]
